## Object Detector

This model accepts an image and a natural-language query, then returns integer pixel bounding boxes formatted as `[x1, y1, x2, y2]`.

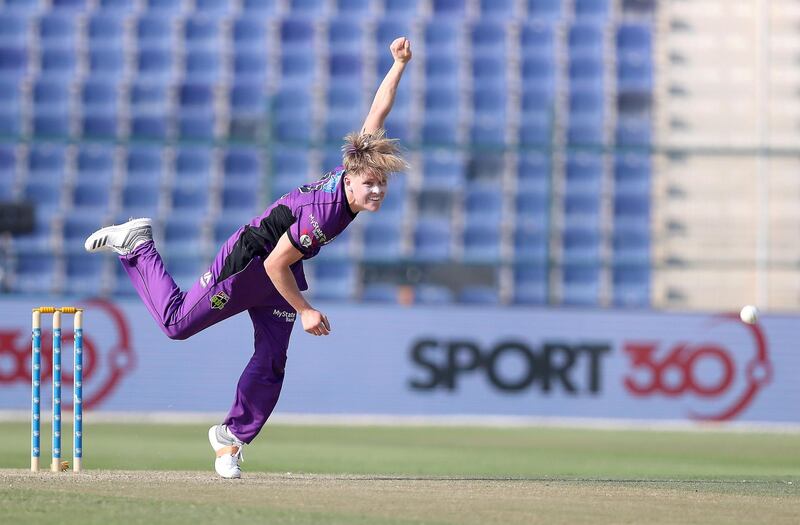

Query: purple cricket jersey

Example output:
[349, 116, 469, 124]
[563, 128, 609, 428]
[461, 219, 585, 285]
[220, 167, 358, 290]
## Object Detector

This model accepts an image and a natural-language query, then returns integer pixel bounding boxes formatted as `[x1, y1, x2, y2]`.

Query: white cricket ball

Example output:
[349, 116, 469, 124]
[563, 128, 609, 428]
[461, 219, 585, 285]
[739, 305, 759, 324]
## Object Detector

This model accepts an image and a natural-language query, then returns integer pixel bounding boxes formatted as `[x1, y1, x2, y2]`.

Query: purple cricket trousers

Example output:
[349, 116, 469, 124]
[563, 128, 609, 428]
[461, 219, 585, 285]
[119, 229, 297, 443]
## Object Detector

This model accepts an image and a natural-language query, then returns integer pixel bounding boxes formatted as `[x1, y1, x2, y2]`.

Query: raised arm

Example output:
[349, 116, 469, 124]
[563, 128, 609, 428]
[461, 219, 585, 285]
[362, 37, 412, 135]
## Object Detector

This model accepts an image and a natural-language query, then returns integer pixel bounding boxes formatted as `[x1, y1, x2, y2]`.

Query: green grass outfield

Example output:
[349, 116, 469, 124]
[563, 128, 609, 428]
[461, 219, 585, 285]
[1, 421, 798, 524]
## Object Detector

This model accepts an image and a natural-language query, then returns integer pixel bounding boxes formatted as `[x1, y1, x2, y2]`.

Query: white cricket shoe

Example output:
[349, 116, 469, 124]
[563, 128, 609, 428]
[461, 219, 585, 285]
[84, 218, 153, 255]
[208, 424, 244, 479]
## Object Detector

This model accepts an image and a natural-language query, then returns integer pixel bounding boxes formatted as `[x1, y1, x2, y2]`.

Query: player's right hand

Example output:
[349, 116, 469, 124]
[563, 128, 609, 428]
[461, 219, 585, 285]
[390, 37, 412, 64]
[301, 308, 331, 336]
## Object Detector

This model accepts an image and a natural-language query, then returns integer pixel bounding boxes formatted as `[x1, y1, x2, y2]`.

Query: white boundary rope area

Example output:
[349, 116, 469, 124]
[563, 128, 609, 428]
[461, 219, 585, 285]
[1, 410, 799, 434]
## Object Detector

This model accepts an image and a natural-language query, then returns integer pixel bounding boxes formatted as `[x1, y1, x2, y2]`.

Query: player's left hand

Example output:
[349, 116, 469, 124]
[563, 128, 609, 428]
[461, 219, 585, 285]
[390, 37, 412, 64]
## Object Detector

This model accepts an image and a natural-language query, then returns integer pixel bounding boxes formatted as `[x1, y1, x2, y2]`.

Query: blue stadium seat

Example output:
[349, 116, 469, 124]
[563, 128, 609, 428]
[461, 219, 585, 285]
[362, 221, 403, 262]
[527, 0, 563, 21]
[178, 82, 213, 110]
[88, 13, 125, 46]
[521, 55, 556, 88]
[422, 150, 466, 191]
[361, 283, 400, 304]
[617, 24, 652, 58]
[164, 216, 206, 256]
[614, 154, 651, 196]
[568, 22, 605, 59]
[327, 18, 365, 53]
[99, 0, 137, 13]
[13, 252, 55, 294]
[136, 14, 174, 49]
[425, 54, 460, 90]
[424, 19, 463, 56]
[195, 0, 234, 16]
[281, 17, 316, 52]
[125, 145, 164, 184]
[272, 147, 309, 178]
[184, 49, 222, 82]
[242, 0, 278, 15]
[279, 50, 317, 89]
[130, 112, 169, 140]
[39, 47, 78, 80]
[563, 193, 600, 228]
[375, 19, 412, 49]
[129, 80, 170, 113]
[327, 85, 364, 119]
[517, 152, 552, 192]
[614, 194, 650, 229]
[38, 13, 77, 49]
[513, 223, 548, 264]
[512, 263, 548, 304]
[23, 182, 62, 217]
[309, 260, 357, 302]
[324, 115, 361, 144]
[615, 116, 651, 146]
[174, 146, 213, 186]
[81, 77, 119, 112]
[384, 0, 421, 16]
[613, 225, 650, 266]
[120, 182, 161, 217]
[0, 46, 29, 80]
[62, 215, 104, 252]
[464, 185, 503, 226]
[473, 87, 507, 122]
[472, 56, 507, 90]
[462, 224, 501, 264]
[617, 56, 653, 93]
[71, 181, 112, 215]
[12, 214, 53, 252]
[0, 14, 29, 46]
[613, 264, 650, 307]
[471, 121, 507, 148]
[0, 81, 21, 135]
[458, 286, 500, 305]
[480, 0, 516, 19]
[319, 226, 352, 259]
[515, 191, 549, 227]
[575, 0, 610, 20]
[569, 57, 605, 91]
[233, 50, 269, 83]
[27, 143, 67, 180]
[432, 0, 466, 18]
[163, 254, 206, 291]
[413, 217, 451, 262]
[424, 86, 460, 121]
[562, 226, 601, 265]
[32, 109, 70, 139]
[76, 145, 115, 181]
[223, 147, 262, 188]
[63, 253, 107, 296]
[184, 15, 222, 50]
[88, 47, 126, 79]
[520, 22, 556, 57]
[232, 18, 268, 52]
[471, 21, 506, 57]
[136, 48, 174, 81]
[222, 185, 260, 216]
[170, 185, 211, 220]
[329, 52, 362, 82]
[52, 0, 88, 11]
[32, 78, 69, 110]
[561, 263, 600, 306]
[288, 0, 329, 18]
[336, 0, 377, 15]
[565, 153, 604, 195]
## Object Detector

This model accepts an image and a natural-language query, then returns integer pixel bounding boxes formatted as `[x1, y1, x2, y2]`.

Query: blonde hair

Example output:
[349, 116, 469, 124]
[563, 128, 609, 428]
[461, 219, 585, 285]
[341, 129, 407, 179]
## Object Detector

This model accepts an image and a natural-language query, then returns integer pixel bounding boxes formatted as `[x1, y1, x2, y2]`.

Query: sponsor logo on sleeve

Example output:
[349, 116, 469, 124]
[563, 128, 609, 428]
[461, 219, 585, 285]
[299, 234, 312, 248]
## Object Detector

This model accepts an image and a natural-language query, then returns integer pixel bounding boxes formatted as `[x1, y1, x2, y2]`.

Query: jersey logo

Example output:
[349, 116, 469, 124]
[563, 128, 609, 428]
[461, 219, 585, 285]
[210, 291, 230, 310]
[299, 234, 312, 248]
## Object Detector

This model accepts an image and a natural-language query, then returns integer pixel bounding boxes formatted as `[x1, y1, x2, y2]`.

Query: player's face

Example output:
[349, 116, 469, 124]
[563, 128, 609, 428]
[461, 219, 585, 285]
[348, 172, 388, 212]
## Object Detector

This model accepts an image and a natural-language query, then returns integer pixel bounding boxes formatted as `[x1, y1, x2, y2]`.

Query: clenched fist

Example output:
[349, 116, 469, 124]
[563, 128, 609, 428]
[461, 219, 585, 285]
[390, 37, 412, 64]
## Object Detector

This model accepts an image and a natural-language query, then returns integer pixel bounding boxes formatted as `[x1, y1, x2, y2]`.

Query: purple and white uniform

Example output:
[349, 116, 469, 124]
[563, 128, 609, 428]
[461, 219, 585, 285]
[119, 167, 356, 442]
